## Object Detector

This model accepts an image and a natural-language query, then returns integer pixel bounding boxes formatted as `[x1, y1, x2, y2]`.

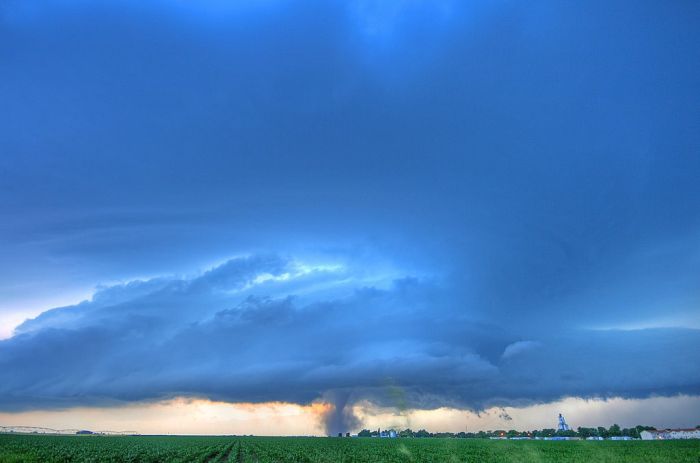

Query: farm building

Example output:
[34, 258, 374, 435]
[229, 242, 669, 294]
[640, 429, 700, 440]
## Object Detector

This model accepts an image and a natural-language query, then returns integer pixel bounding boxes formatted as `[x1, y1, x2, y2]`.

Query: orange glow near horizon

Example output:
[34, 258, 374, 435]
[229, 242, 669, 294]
[0, 395, 698, 435]
[0, 399, 333, 436]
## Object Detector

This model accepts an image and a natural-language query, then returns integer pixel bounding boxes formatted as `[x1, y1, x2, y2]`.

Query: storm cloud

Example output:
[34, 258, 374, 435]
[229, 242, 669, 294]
[2, 255, 699, 431]
[1, 0, 700, 433]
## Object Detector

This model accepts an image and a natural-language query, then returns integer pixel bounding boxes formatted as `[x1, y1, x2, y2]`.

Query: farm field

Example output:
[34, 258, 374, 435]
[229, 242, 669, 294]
[1, 434, 699, 463]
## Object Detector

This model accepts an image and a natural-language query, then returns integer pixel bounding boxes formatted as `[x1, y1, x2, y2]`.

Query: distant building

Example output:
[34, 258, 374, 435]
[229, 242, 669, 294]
[609, 436, 634, 440]
[557, 414, 570, 432]
[379, 430, 397, 438]
[640, 429, 700, 440]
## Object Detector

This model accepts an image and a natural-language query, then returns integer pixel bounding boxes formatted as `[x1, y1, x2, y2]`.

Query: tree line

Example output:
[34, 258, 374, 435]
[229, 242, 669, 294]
[356, 424, 668, 439]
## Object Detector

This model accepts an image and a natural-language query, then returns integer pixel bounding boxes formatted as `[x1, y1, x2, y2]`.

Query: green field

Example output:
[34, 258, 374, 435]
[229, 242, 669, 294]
[1, 434, 699, 463]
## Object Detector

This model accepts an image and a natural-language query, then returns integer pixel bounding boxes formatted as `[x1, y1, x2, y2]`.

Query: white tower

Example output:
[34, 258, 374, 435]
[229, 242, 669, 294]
[557, 414, 570, 431]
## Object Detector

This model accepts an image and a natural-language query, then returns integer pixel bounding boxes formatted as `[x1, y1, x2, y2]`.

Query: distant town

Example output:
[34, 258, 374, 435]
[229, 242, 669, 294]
[4, 414, 700, 441]
[346, 414, 700, 441]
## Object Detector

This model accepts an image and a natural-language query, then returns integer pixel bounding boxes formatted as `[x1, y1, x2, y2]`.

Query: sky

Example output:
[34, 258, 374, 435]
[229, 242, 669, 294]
[1, 0, 699, 435]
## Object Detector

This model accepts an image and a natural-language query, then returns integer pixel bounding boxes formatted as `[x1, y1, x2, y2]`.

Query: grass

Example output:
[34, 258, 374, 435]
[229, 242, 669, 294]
[0, 434, 699, 462]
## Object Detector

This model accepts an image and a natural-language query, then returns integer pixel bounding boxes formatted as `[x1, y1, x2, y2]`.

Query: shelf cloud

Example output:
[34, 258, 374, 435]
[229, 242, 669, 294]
[2, 255, 698, 435]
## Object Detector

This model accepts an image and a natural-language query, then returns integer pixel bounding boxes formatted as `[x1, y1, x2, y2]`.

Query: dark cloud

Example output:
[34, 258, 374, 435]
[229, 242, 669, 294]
[1, 256, 699, 428]
[1, 0, 698, 314]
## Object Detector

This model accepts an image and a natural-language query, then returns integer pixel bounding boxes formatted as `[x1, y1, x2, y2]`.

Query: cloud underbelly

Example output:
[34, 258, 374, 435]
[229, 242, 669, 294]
[1, 255, 699, 427]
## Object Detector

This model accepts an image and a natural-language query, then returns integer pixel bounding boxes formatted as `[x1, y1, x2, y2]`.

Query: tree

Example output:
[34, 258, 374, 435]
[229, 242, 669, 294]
[358, 429, 371, 437]
[608, 424, 621, 437]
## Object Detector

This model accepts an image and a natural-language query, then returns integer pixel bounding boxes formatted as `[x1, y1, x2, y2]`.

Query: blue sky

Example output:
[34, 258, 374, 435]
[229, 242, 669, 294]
[1, 0, 699, 434]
